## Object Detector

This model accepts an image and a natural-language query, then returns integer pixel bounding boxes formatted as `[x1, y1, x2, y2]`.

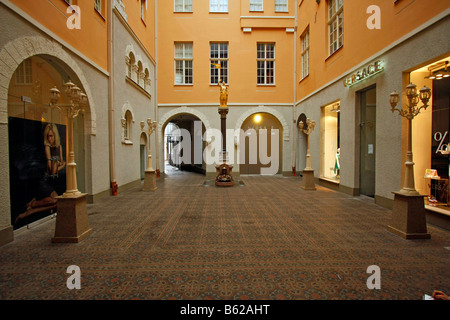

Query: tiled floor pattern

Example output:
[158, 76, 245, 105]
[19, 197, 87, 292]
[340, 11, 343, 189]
[0, 171, 449, 300]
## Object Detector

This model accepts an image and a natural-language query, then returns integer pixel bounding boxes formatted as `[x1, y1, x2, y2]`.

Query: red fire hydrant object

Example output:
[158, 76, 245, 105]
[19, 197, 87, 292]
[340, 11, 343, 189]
[111, 181, 118, 196]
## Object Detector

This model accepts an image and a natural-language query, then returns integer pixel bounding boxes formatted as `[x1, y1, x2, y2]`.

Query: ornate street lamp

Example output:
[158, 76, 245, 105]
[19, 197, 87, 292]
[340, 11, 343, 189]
[142, 118, 158, 191]
[48, 81, 92, 243]
[298, 118, 317, 191]
[387, 82, 431, 239]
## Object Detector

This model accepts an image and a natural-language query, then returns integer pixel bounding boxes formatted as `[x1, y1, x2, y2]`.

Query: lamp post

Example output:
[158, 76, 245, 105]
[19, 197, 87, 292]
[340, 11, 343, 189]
[299, 118, 317, 191]
[142, 118, 158, 191]
[49, 80, 92, 243]
[215, 78, 234, 187]
[387, 82, 431, 239]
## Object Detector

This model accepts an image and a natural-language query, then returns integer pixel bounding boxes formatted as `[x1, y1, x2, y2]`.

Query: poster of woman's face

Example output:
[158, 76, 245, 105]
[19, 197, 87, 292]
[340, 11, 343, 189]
[8, 117, 66, 230]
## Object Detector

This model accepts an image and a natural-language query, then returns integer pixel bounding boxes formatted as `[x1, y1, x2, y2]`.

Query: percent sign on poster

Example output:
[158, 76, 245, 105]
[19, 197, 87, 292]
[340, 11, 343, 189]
[434, 131, 449, 154]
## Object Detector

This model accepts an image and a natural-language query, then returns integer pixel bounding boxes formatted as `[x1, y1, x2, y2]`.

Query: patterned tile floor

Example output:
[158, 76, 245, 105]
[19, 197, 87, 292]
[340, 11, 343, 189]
[0, 170, 449, 300]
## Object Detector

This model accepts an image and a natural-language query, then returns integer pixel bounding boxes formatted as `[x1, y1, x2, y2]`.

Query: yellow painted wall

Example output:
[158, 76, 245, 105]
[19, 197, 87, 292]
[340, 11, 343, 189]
[297, 0, 450, 101]
[157, 0, 294, 105]
[125, 0, 155, 59]
[10, 0, 108, 70]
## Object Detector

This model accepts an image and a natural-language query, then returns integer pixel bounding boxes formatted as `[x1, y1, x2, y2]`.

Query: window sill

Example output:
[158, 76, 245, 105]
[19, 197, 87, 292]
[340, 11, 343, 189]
[174, 11, 193, 13]
[209, 11, 229, 14]
[174, 84, 193, 87]
[299, 74, 309, 84]
[257, 84, 276, 87]
[325, 45, 343, 62]
[122, 140, 133, 145]
[126, 77, 152, 99]
[95, 8, 106, 21]
[141, 18, 146, 26]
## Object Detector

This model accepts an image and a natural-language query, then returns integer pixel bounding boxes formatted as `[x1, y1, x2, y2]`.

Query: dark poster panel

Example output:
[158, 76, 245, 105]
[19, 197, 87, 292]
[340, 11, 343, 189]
[8, 117, 66, 230]
[431, 77, 450, 179]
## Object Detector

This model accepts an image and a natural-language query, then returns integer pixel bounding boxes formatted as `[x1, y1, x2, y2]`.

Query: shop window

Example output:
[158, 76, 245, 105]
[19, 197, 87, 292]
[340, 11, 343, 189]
[321, 101, 340, 182]
[257, 43, 275, 85]
[410, 58, 450, 203]
[210, 42, 228, 85]
[174, 42, 193, 85]
[275, 0, 288, 12]
[250, 0, 263, 12]
[328, 0, 343, 55]
[175, 0, 193, 12]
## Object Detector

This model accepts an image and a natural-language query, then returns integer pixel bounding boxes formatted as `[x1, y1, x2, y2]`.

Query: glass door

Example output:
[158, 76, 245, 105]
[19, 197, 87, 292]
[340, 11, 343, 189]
[360, 86, 377, 197]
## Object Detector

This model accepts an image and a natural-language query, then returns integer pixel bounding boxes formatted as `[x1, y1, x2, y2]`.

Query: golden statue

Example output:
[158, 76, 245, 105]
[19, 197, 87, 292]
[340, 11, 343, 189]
[219, 80, 228, 108]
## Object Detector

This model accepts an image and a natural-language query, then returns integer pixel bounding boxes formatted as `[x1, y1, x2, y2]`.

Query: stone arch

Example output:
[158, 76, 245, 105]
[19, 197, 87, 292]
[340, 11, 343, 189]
[158, 106, 212, 137]
[234, 106, 290, 144]
[0, 36, 97, 134]
[158, 106, 213, 172]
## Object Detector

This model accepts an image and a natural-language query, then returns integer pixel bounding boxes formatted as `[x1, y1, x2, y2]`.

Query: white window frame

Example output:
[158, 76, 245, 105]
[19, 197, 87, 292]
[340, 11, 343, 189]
[328, 0, 344, 55]
[210, 42, 229, 85]
[210, 0, 228, 13]
[301, 27, 309, 79]
[174, 43, 193, 85]
[175, 0, 193, 12]
[15, 59, 32, 85]
[250, 0, 263, 12]
[141, 0, 146, 21]
[275, 0, 288, 12]
[257, 43, 275, 85]
[94, 0, 102, 14]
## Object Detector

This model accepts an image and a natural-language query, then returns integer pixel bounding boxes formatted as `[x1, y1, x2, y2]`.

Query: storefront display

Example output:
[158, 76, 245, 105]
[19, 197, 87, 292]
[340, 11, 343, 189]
[321, 101, 340, 183]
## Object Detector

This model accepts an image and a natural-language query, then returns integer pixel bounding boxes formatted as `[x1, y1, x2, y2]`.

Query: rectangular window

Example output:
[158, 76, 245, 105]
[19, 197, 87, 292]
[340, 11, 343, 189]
[250, 0, 263, 11]
[275, 0, 288, 12]
[174, 43, 193, 85]
[257, 43, 275, 85]
[94, 0, 102, 13]
[328, 0, 344, 55]
[301, 27, 309, 79]
[15, 59, 32, 85]
[210, 42, 229, 85]
[175, 0, 192, 12]
[141, 0, 146, 21]
[210, 0, 228, 13]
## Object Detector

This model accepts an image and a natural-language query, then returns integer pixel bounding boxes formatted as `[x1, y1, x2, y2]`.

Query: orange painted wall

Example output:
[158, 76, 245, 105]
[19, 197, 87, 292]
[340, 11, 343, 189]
[157, 0, 294, 105]
[124, 0, 155, 59]
[296, 0, 450, 101]
[9, 0, 108, 70]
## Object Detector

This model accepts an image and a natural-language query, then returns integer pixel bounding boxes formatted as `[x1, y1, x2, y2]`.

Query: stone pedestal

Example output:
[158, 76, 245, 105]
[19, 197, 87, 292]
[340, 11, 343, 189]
[143, 170, 157, 191]
[387, 192, 431, 239]
[301, 169, 316, 191]
[52, 193, 92, 243]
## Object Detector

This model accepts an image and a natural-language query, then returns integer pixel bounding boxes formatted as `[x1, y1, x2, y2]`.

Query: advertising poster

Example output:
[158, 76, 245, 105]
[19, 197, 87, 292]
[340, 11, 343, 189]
[8, 117, 66, 230]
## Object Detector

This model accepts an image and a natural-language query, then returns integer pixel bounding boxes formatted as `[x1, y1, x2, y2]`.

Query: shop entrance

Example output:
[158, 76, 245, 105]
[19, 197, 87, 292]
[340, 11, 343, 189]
[359, 86, 377, 197]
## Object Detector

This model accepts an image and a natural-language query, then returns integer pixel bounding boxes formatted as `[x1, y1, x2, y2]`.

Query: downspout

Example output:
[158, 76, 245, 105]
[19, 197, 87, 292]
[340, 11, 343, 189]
[154, 0, 160, 177]
[108, 0, 118, 194]
[292, 0, 298, 176]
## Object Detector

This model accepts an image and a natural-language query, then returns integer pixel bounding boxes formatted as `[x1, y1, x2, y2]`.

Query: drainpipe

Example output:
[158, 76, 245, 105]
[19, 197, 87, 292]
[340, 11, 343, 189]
[154, 0, 160, 177]
[292, 0, 298, 176]
[108, 0, 118, 195]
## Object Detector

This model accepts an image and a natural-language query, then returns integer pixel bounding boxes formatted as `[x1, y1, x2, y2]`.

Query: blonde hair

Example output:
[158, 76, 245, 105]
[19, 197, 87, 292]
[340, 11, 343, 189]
[43, 123, 61, 147]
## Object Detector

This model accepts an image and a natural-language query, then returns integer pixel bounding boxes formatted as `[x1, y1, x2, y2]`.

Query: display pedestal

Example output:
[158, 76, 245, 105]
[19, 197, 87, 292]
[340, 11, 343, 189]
[52, 193, 92, 243]
[387, 192, 431, 239]
[215, 163, 234, 187]
[301, 169, 316, 191]
[143, 170, 157, 191]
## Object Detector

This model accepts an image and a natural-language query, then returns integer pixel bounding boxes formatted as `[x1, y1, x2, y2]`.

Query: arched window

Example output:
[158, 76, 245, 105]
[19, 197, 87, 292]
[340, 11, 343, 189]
[122, 110, 133, 144]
